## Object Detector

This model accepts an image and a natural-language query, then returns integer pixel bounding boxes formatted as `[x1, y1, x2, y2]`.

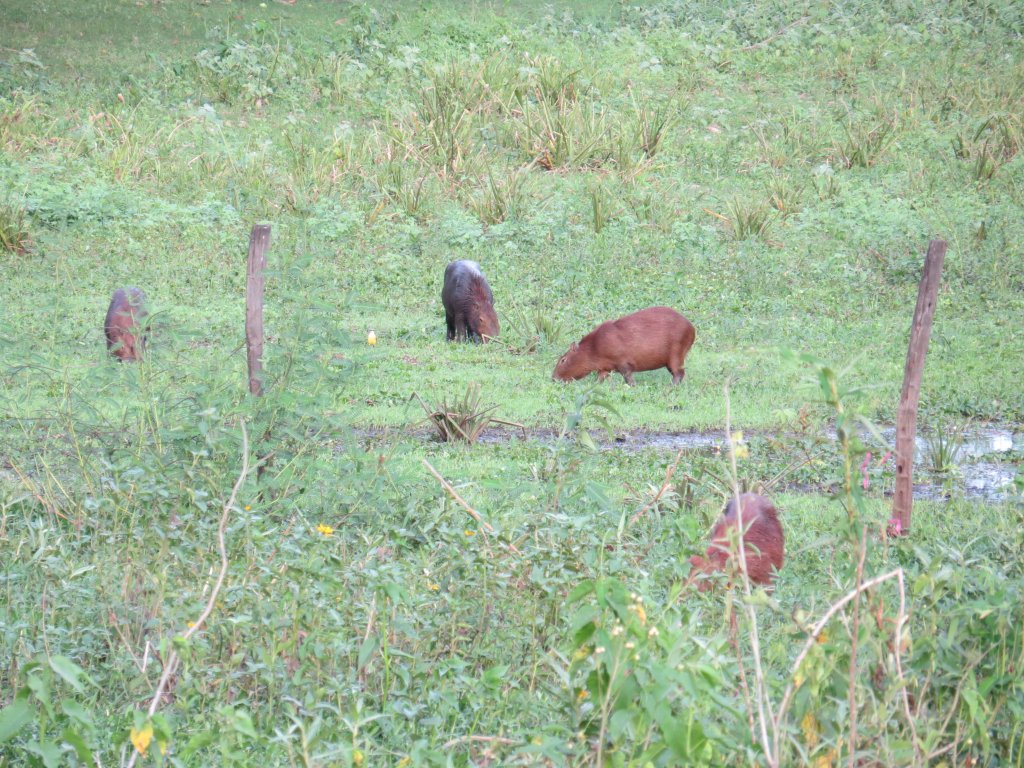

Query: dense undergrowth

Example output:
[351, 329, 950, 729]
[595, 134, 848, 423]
[1, 0, 1023, 765]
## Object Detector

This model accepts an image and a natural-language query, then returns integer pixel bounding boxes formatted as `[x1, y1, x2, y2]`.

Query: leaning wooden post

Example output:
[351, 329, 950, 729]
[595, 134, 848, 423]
[246, 224, 271, 396]
[891, 239, 946, 536]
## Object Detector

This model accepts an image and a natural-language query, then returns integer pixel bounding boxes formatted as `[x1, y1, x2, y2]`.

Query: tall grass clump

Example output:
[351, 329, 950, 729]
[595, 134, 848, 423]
[951, 113, 1023, 182]
[835, 113, 898, 169]
[724, 196, 774, 240]
[0, 203, 32, 254]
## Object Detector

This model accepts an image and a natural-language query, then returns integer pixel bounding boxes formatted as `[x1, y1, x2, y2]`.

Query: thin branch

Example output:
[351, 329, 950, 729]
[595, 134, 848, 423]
[738, 17, 809, 52]
[629, 449, 684, 526]
[422, 459, 522, 556]
[773, 568, 906, 759]
[126, 421, 250, 767]
[442, 734, 518, 750]
[846, 525, 869, 762]
[892, 570, 922, 764]
[724, 387, 775, 764]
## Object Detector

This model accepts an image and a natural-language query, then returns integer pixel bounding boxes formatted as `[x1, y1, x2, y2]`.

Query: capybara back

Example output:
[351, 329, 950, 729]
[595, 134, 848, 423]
[105, 287, 148, 362]
[689, 493, 784, 590]
[553, 306, 695, 385]
[441, 260, 499, 342]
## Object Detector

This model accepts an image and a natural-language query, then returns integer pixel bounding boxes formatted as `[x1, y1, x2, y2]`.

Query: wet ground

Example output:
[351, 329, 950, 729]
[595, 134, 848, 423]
[362, 424, 1022, 502]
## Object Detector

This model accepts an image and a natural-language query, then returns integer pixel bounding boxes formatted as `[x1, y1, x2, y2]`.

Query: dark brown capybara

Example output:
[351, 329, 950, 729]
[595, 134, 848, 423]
[442, 260, 499, 343]
[688, 493, 784, 592]
[552, 306, 695, 385]
[104, 287, 148, 362]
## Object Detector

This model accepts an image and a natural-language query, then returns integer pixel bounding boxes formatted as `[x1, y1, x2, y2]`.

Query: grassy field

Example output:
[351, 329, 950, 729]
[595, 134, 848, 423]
[1, 1, 1023, 765]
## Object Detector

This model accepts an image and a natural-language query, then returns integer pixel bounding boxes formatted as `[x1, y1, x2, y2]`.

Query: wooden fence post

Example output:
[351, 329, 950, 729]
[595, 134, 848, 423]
[891, 239, 946, 535]
[246, 224, 271, 397]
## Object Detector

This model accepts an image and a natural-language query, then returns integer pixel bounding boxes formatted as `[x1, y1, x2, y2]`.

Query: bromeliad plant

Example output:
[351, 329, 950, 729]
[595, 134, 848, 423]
[414, 383, 524, 444]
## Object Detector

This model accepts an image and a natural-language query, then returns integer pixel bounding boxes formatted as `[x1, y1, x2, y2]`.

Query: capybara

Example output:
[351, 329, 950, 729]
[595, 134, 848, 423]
[688, 493, 784, 591]
[442, 260, 499, 342]
[104, 287, 148, 362]
[552, 306, 695, 385]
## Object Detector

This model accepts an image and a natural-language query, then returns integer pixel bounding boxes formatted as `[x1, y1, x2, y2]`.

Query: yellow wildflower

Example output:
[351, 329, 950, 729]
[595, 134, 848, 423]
[464, 529, 476, 537]
[316, 523, 334, 537]
[130, 723, 153, 756]
[731, 430, 749, 458]
[577, 689, 589, 701]
[802, 711, 819, 749]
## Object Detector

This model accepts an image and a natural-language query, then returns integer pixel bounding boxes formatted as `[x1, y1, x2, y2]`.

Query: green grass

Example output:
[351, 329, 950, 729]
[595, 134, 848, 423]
[1, 1, 1023, 765]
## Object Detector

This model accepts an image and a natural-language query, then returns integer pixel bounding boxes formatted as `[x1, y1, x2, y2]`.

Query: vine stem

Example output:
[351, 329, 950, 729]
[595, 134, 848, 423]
[126, 421, 250, 767]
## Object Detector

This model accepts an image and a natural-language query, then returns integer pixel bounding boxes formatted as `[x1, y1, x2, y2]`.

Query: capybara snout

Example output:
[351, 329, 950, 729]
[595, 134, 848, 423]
[442, 260, 499, 343]
[689, 493, 784, 591]
[553, 306, 695, 385]
[105, 287, 148, 362]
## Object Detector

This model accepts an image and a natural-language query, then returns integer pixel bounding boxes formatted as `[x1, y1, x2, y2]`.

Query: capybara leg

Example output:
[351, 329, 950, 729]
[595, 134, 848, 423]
[671, 367, 685, 385]
[453, 317, 468, 341]
[446, 314, 456, 341]
[597, 370, 610, 382]
[620, 368, 636, 386]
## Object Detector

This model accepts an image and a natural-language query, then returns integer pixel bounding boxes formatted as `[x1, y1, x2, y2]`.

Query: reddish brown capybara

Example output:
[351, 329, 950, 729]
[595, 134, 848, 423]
[688, 493, 784, 592]
[104, 287, 148, 362]
[552, 306, 695, 385]
[442, 260, 499, 343]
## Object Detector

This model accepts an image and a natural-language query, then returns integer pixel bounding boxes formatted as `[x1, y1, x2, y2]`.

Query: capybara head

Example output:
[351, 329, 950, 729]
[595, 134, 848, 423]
[105, 287, 148, 362]
[471, 297, 500, 342]
[552, 342, 588, 381]
[688, 493, 784, 591]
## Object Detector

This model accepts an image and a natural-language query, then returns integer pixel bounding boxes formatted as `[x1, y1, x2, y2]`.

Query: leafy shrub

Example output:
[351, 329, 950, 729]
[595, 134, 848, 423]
[192, 27, 304, 105]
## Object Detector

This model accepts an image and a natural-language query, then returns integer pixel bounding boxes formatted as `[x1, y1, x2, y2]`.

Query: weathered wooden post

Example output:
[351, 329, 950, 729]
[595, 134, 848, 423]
[246, 224, 271, 397]
[891, 239, 946, 535]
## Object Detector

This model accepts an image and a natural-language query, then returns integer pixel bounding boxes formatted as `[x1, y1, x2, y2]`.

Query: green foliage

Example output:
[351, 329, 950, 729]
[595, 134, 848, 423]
[564, 579, 730, 764]
[922, 421, 967, 473]
[1, 0, 1023, 764]
[417, 382, 504, 443]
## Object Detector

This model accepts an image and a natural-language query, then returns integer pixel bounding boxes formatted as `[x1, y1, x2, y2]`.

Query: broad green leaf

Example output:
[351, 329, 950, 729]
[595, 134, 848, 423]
[358, 636, 380, 669]
[49, 656, 95, 694]
[0, 700, 33, 743]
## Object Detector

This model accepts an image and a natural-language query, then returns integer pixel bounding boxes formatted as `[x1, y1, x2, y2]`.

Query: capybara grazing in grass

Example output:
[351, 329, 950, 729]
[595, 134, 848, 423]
[689, 493, 784, 591]
[442, 260, 499, 342]
[552, 306, 695, 385]
[105, 287, 148, 362]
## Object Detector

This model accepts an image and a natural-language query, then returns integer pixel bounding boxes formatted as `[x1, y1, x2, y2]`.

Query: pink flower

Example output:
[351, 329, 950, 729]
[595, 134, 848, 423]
[860, 452, 872, 489]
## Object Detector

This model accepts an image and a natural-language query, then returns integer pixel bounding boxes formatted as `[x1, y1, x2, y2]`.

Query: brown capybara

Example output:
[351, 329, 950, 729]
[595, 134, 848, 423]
[552, 306, 695, 385]
[442, 260, 499, 343]
[104, 287, 148, 362]
[688, 493, 784, 591]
